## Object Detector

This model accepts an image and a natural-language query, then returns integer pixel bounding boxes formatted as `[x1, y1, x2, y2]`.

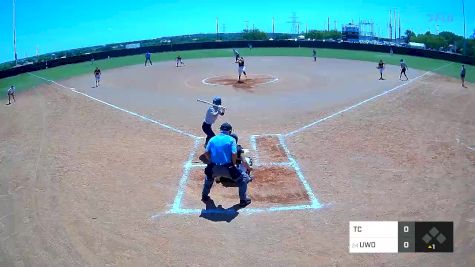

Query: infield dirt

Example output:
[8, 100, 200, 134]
[1, 57, 474, 266]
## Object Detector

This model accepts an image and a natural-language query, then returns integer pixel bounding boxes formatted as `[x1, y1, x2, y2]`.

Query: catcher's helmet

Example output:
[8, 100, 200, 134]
[230, 133, 238, 143]
[212, 97, 222, 105]
[220, 122, 232, 132]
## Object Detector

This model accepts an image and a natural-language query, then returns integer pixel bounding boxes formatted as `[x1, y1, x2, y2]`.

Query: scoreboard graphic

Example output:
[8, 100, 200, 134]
[349, 221, 453, 253]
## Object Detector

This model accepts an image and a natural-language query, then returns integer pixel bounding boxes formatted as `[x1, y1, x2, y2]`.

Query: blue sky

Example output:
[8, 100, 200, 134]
[0, 0, 473, 63]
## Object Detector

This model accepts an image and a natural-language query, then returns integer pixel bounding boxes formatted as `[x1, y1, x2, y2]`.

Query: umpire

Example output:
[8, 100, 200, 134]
[201, 122, 252, 207]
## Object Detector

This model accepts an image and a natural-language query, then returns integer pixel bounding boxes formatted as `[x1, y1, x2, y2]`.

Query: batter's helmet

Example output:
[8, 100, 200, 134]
[213, 97, 222, 105]
[220, 122, 232, 132]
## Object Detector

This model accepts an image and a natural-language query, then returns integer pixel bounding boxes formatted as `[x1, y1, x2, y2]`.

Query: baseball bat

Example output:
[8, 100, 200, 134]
[197, 99, 226, 109]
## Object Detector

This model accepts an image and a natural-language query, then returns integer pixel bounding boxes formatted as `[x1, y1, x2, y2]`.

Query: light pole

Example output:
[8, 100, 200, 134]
[272, 17, 275, 36]
[13, 0, 17, 64]
[462, 0, 467, 55]
[216, 17, 219, 40]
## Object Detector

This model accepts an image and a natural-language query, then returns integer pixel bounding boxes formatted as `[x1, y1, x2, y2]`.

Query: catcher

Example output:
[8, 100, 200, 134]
[230, 133, 252, 177]
[200, 132, 253, 186]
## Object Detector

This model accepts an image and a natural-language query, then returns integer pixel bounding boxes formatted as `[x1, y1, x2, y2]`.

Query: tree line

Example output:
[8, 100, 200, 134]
[406, 30, 475, 56]
[242, 27, 475, 57]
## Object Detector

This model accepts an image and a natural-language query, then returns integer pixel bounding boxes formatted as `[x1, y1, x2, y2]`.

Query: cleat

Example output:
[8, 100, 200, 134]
[239, 198, 251, 207]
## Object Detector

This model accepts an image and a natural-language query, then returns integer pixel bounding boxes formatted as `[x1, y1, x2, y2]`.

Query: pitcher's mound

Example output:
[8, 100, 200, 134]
[202, 74, 278, 90]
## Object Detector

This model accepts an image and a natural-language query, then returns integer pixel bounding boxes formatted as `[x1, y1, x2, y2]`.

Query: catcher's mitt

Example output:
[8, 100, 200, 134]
[199, 153, 210, 164]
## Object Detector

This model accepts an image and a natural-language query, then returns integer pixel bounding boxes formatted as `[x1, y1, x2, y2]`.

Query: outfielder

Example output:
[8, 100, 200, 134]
[202, 97, 225, 146]
[201, 122, 252, 207]
[312, 48, 317, 61]
[145, 52, 152, 66]
[461, 65, 467, 88]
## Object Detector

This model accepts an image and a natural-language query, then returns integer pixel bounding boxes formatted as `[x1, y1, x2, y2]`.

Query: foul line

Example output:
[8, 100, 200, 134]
[29, 62, 453, 219]
[456, 138, 475, 151]
[285, 63, 454, 137]
[28, 73, 199, 139]
[28, 72, 322, 218]
[278, 134, 321, 208]
[202, 74, 279, 86]
[168, 138, 202, 214]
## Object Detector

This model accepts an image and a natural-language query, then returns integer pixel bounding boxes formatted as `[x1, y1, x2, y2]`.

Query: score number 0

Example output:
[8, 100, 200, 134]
[403, 226, 410, 249]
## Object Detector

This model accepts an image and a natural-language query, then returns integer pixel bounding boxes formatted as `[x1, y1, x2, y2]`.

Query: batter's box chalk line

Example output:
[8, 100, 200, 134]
[27, 73, 321, 217]
[28, 63, 453, 219]
[162, 133, 323, 218]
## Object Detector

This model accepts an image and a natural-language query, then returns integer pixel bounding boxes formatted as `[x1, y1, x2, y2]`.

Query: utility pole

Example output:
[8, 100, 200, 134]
[328, 17, 330, 31]
[388, 10, 392, 40]
[394, 9, 397, 42]
[272, 17, 275, 36]
[244, 20, 249, 31]
[13, 0, 17, 64]
[286, 12, 300, 34]
[216, 17, 219, 40]
[462, 0, 467, 55]
[398, 10, 401, 39]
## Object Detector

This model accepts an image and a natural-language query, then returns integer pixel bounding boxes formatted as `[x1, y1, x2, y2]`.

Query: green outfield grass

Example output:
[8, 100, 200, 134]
[0, 47, 471, 99]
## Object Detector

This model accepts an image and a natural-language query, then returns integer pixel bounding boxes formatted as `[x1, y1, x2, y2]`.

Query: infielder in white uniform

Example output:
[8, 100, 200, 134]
[176, 55, 185, 67]
[6, 85, 15, 105]
[94, 67, 101, 87]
